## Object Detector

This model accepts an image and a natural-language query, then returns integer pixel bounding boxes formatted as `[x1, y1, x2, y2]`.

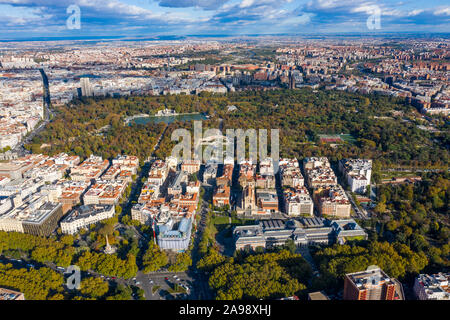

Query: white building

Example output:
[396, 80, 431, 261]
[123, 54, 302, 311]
[283, 187, 314, 216]
[279, 158, 304, 188]
[339, 159, 372, 194]
[259, 157, 275, 176]
[147, 160, 169, 186]
[0, 196, 13, 215]
[60, 204, 115, 234]
[413, 273, 449, 300]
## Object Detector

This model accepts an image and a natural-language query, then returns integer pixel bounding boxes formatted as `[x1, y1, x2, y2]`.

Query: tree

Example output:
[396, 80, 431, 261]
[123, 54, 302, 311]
[168, 252, 192, 272]
[374, 201, 386, 214]
[0, 263, 63, 300]
[60, 234, 75, 246]
[312, 241, 428, 281]
[80, 277, 109, 298]
[284, 239, 297, 254]
[75, 251, 136, 279]
[123, 254, 138, 279]
[106, 284, 132, 300]
[208, 250, 307, 300]
[142, 242, 168, 273]
[121, 215, 131, 225]
[48, 293, 65, 300]
[196, 249, 227, 273]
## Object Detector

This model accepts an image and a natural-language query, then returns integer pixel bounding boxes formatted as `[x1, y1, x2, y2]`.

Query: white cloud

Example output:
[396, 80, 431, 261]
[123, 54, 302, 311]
[0, 0, 449, 37]
[434, 7, 450, 16]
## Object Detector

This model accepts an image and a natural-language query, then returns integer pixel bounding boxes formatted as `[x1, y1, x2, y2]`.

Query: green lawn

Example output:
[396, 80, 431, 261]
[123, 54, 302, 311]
[381, 171, 420, 179]
[168, 284, 187, 294]
[339, 134, 357, 144]
[231, 218, 255, 225]
[152, 285, 160, 294]
[316, 133, 357, 145]
[212, 216, 230, 225]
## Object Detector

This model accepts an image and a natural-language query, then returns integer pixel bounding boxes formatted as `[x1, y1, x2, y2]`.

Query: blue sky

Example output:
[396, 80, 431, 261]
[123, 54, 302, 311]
[0, 0, 449, 39]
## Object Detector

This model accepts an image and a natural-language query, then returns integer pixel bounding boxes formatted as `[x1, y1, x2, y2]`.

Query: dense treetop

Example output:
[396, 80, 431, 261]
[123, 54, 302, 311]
[30, 89, 448, 167]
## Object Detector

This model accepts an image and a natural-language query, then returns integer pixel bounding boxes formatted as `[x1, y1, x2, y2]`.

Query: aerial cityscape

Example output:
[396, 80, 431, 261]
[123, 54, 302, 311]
[0, 0, 448, 310]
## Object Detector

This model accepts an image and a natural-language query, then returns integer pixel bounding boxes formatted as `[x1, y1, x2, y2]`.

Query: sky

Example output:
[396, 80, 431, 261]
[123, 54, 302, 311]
[0, 0, 449, 40]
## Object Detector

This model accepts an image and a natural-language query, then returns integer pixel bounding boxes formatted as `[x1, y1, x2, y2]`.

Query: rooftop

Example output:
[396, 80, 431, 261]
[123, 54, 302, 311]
[61, 204, 114, 223]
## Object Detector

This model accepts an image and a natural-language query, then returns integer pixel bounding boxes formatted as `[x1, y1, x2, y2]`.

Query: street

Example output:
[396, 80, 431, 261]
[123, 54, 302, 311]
[345, 190, 370, 220]
[134, 271, 194, 300]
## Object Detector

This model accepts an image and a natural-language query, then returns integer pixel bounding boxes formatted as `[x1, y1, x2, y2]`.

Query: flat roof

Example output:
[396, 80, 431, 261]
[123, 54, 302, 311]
[308, 291, 329, 300]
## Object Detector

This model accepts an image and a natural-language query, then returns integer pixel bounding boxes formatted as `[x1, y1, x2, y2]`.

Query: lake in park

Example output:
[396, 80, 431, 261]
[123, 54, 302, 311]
[128, 113, 207, 125]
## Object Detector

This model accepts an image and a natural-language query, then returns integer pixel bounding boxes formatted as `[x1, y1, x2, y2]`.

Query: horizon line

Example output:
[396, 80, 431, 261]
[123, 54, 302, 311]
[1, 32, 450, 43]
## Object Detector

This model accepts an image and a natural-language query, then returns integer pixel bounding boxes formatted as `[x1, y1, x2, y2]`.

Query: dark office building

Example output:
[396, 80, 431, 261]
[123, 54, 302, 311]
[22, 202, 64, 236]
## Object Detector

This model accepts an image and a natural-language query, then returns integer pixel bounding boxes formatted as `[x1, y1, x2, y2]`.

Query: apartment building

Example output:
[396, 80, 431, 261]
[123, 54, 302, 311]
[339, 159, 372, 194]
[70, 155, 109, 183]
[53, 153, 80, 167]
[147, 160, 169, 186]
[216, 163, 233, 187]
[138, 182, 162, 203]
[0, 175, 11, 186]
[60, 204, 115, 234]
[413, 273, 449, 300]
[256, 189, 278, 214]
[180, 159, 201, 174]
[213, 184, 231, 207]
[132, 165, 201, 251]
[343, 268, 404, 300]
[0, 161, 34, 179]
[203, 162, 218, 185]
[303, 157, 337, 188]
[283, 186, 314, 216]
[56, 180, 89, 213]
[131, 199, 165, 225]
[314, 185, 351, 217]
[238, 160, 257, 188]
[0, 288, 25, 300]
[102, 155, 139, 183]
[111, 155, 139, 171]
[23, 161, 68, 183]
[167, 170, 188, 196]
[279, 158, 304, 188]
[259, 157, 275, 175]
[255, 173, 276, 189]
[0, 154, 78, 183]
[0, 177, 45, 199]
[83, 180, 127, 205]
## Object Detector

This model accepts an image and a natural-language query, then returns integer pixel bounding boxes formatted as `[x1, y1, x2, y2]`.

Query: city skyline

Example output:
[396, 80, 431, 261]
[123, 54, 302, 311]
[0, 3, 448, 304]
